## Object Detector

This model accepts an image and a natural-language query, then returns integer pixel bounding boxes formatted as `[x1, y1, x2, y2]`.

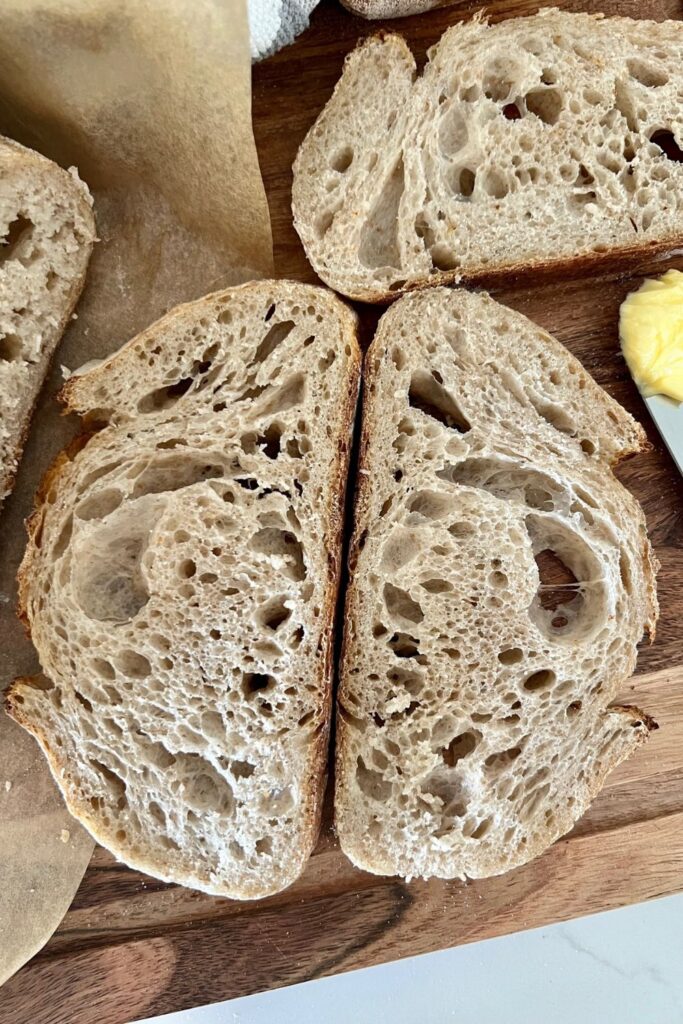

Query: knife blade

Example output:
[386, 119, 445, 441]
[644, 393, 683, 477]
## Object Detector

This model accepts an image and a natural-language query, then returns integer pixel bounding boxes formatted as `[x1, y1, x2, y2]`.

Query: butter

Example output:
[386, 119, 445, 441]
[619, 269, 683, 403]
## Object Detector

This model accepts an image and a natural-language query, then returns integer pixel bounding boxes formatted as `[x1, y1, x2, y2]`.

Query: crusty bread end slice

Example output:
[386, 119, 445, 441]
[7, 280, 360, 899]
[293, 9, 683, 302]
[337, 287, 657, 880]
[0, 136, 95, 503]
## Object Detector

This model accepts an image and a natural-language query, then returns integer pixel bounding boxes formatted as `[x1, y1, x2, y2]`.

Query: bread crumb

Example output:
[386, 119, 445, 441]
[60, 829, 71, 844]
[4, 780, 11, 792]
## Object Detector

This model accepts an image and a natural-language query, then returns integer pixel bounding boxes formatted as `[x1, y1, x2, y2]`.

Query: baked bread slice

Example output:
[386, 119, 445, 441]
[0, 136, 95, 504]
[293, 8, 683, 302]
[340, 0, 453, 20]
[6, 280, 360, 899]
[336, 287, 658, 880]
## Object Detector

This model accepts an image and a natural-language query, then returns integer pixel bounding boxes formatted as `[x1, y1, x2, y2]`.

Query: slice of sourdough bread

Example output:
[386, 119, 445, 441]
[293, 8, 683, 302]
[6, 280, 360, 899]
[0, 136, 95, 504]
[336, 287, 657, 880]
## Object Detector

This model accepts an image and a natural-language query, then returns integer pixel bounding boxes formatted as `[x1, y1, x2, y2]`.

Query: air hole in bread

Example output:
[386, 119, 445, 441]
[420, 578, 452, 594]
[356, 756, 392, 801]
[75, 487, 123, 521]
[503, 103, 522, 120]
[383, 583, 424, 625]
[527, 393, 576, 435]
[330, 145, 354, 173]
[408, 490, 451, 520]
[534, 548, 579, 611]
[627, 59, 668, 89]
[457, 167, 476, 198]
[116, 650, 152, 678]
[481, 169, 509, 199]
[525, 87, 563, 125]
[619, 550, 632, 595]
[439, 106, 468, 156]
[242, 671, 275, 699]
[257, 595, 292, 631]
[249, 527, 306, 581]
[388, 632, 420, 658]
[261, 374, 305, 415]
[430, 244, 460, 272]
[408, 371, 470, 433]
[358, 158, 404, 269]
[485, 745, 522, 771]
[90, 758, 126, 799]
[231, 759, 255, 779]
[649, 127, 683, 162]
[441, 730, 478, 766]
[254, 320, 295, 363]
[0, 333, 24, 361]
[0, 214, 34, 264]
[131, 456, 224, 498]
[523, 668, 556, 692]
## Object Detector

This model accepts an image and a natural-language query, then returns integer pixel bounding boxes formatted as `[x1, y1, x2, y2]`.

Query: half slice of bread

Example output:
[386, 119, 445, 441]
[0, 136, 95, 504]
[293, 9, 683, 302]
[7, 280, 360, 899]
[336, 287, 657, 880]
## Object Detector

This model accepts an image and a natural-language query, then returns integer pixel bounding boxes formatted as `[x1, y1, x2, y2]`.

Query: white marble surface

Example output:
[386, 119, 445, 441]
[137, 892, 683, 1024]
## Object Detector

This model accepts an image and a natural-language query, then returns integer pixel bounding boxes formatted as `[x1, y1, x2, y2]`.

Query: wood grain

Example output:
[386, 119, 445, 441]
[3, 1, 683, 1021]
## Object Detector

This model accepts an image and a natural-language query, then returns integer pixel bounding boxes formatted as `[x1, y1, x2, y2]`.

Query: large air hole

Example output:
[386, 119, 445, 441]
[359, 158, 404, 269]
[627, 59, 668, 88]
[408, 371, 470, 433]
[256, 595, 292, 631]
[650, 129, 683, 163]
[535, 548, 580, 616]
[242, 671, 275, 697]
[526, 514, 606, 641]
[253, 320, 295, 363]
[249, 528, 306, 581]
[260, 374, 305, 415]
[71, 500, 162, 622]
[356, 757, 392, 801]
[440, 457, 562, 511]
[131, 456, 224, 498]
[439, 106, 468, 157]
[383, 583, 424, 625]
[525, 87, 563, 125]
[388, 632, 420, 658]
[0, 334, 23, 361]
[138, 375, 194, 412]
[0, 215, 33, 264]
[441, 730, 478, 766]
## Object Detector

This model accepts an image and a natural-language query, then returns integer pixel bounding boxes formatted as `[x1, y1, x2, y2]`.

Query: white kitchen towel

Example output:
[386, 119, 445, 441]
[249, 0, 321, 59]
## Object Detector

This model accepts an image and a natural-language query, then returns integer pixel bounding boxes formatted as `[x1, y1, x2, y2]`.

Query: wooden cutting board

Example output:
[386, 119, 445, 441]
[4, 1, 683, 1021]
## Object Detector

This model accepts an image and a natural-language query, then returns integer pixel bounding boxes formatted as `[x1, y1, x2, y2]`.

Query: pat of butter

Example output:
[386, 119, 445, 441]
[619, 269, 683, 403]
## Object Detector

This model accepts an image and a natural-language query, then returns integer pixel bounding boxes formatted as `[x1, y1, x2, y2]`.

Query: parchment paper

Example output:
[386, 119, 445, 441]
[0, 0, 273, 985]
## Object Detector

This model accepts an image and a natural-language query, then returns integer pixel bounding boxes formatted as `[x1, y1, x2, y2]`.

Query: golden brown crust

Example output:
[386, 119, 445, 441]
[336, 233, 683, 305]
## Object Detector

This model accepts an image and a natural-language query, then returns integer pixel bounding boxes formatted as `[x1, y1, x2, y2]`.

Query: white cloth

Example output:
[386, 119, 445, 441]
[248, 0, 320, 60]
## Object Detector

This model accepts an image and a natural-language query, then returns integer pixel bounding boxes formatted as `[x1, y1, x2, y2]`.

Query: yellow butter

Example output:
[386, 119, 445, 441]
[619, 269, 683, 403]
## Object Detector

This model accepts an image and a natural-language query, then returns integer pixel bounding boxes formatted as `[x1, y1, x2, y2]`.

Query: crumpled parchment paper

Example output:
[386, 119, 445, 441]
[0, 0, 273, 986]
